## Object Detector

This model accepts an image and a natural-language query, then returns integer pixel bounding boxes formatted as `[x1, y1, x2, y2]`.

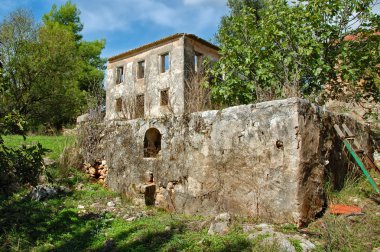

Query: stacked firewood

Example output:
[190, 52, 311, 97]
[83, 159, 108, 184]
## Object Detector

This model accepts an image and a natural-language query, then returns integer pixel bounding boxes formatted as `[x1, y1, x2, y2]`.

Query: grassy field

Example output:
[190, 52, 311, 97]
[3, 135, 75, 159]
[1, 135, 379, 251]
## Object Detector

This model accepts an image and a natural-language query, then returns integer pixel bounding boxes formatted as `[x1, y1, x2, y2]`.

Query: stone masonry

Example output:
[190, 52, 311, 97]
[78, 34, 373, 226]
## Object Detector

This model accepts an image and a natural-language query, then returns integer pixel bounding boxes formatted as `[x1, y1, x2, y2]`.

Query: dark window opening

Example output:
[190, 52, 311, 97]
[137, 61, 145, 79]
[135, 94, 144, 118]
[116, 98, 122, 112]
[116, 66, 124, 84]
[194, 52, 203, 73]
[144, 128, 161, 158]
[160, 53, 169, 73]
[160, 89, 169, 106]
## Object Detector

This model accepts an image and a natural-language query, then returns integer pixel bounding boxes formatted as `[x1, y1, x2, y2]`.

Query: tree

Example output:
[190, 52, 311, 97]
[43, 1, 106, 96]
[0, 2, 106, 130]
[0, 9, 84, 129]
[208, 0, 379, 105]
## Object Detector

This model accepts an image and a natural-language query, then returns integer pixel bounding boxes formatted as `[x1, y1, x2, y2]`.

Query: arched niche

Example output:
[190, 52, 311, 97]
[144, 128, 161, 158]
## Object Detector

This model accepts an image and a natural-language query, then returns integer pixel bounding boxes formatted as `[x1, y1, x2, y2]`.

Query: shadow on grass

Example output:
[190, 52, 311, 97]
[0, 193, 252, 251]
[0, 191, 107, 251]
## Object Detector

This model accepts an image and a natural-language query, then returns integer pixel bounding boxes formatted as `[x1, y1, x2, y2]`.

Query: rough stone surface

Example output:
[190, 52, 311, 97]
[78, 98, 373, 225]
[208, 222, 229, 235]
[29, 185, 58, 201]
[262, 236, 296, 252]
[208, 213, 231, 235]
[105, 35, 219, 120]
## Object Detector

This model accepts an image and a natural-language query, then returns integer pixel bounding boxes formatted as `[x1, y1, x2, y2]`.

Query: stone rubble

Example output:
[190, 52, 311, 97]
[29, 185, 71, 201]
[83, 159, 109, 185]
[208, 213, 231, 235]
[247, 223, 316, 252]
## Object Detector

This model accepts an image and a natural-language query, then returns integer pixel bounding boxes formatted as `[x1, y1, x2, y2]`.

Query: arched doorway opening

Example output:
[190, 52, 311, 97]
[144, 128, 161, 157]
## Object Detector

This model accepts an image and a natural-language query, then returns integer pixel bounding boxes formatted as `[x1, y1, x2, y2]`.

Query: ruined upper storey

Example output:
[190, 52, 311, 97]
[105, 33, 220, 121]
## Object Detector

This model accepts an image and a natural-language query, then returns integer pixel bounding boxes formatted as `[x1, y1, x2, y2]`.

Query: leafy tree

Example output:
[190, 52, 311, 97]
[0, 10, 84, 130]
[43, 0, 83, 42]
[43, 1, 106, 96]
[0, 1, 106, 130]
[209, 0, 379, 105]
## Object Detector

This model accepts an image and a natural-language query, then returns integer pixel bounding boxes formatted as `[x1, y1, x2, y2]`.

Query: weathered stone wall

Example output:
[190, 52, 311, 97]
[79, 98, 372, 226]
[105, 35, 219, 121]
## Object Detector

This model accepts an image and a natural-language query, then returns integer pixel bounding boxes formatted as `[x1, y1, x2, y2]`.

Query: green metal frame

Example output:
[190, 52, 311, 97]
[343, 139, 379, 193]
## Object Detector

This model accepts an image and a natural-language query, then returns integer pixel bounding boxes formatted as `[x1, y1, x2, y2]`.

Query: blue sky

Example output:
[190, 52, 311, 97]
[0, 0, 229, 58]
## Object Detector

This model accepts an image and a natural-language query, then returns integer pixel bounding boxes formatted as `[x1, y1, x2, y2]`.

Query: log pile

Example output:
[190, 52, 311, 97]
[83, 159, 108, 185]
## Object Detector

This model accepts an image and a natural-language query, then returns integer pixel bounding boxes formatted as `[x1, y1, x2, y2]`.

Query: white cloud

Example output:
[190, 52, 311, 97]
[183, 0, 226, 6]
[72, 0, 227, 35]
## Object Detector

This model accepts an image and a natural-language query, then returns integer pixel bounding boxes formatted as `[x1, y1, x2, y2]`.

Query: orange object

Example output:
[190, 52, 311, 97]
[329, 204, 362, 215]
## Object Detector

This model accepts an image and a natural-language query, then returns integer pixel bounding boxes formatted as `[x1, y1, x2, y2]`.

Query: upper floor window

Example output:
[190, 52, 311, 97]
[116, 98, 123, 112]
[160, 53, 169, 73]
[194, 52, 203, 73]
[137, 61, 145, 79]
[116, 66, 124, 84]
[160, 89, 169, 106]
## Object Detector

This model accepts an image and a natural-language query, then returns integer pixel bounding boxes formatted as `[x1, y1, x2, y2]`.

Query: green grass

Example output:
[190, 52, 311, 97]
[3, 135, 75, 159]
[1, 135, 379, 251]
[0, 168, 253, 251]
[308, 173, 380, 252]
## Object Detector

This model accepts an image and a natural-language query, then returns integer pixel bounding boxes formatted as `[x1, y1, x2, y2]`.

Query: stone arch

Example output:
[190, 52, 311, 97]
[144, 128, 161, 157]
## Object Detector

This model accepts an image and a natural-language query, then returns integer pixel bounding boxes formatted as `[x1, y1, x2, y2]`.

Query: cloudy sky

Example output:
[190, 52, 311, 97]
[0, 0, 229, 58]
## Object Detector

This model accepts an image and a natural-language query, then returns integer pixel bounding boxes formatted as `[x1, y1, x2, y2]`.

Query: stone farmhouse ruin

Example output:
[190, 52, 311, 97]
[78, 33, 373, 227]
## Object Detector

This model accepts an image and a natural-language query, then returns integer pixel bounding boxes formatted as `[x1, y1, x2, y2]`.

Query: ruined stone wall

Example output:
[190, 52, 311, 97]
[79, 98, 372, 226]
[88, 98, 318, 224]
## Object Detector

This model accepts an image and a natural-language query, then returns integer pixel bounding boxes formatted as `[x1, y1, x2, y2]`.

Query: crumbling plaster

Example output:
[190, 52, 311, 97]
[105, 35, 219, 121]
[87, 98, 343, 225]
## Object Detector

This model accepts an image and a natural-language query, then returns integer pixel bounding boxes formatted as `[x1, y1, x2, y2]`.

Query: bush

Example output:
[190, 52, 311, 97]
[0, 113, 48, 195]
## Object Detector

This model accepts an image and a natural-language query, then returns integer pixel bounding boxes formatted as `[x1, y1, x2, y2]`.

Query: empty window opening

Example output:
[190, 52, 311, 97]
[160, 89, 169, 106]
[135, 94, 144, 118]
[116, 98, 123, 112]
[116, 66, 124, 84]
[137, 61, 145, 79]
[194, 52, 203, 72]
[144, 128, 161, 158]
[160, 53, 169, 73]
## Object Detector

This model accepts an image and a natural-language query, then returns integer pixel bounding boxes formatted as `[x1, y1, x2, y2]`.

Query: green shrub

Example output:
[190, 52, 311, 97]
[0, 112, 48, 195]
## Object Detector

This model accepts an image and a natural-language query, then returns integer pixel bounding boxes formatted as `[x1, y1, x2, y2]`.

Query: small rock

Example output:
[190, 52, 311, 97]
[208, 221, 229, 235]
[165, 226, 171, 231]
[255, 223, 273, 231]
[136, 212, 145, 218]
[242, 223, 255, 233]
[126, 217, 136, 222]
[43, 157, 56, 166]
[215, 212, 231, 222]
[107, 201, 116, 207]
[262, 235, 296, 252]
[78, 205, 85, 209]
[58, 186, 71, 193]
[90, 202, 101, 208]
[167, 182, 174, 190]
[75, 183, 84, 191]
[29, 185, 58, 201]
[299, 238, 316, 251]
[247, 229, 274, 240]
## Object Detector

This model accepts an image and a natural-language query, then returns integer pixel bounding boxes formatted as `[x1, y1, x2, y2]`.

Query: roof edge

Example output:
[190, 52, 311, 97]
[108, 33, 219, 63]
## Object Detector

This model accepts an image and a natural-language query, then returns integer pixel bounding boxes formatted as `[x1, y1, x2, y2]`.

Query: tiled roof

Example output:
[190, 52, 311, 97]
[108, 33, 219, 62]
